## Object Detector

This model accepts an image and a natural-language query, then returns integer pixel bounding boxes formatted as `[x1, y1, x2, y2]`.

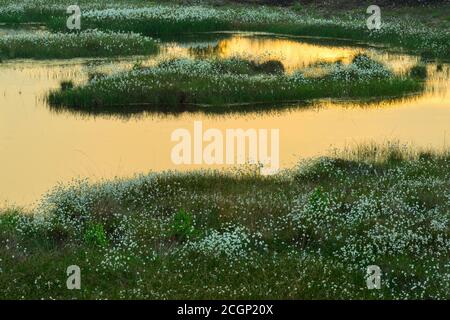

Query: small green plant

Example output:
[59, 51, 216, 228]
[386, 148, 405, 164]
[84, 223, 108, 247]
[409, 64, 427, 79]
[308, 187, 329, 212]
[169, 209, 196, 242]
[60, 80, 74, 91]
[0, 212, 18, 231]
[293, 4, 301, 12]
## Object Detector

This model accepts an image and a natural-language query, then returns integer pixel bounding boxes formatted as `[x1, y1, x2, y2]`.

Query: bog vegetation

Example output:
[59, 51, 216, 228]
[0, 1, 448, 58]
[1, 143, 449, 299]
[47, 54, 424, 112]
[0, 0, 448, 300]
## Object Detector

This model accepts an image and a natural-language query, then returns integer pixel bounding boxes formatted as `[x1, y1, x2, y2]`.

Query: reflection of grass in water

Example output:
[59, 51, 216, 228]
[47, 55, 425, 113]
[46, 91, 425, 119]
[1, 142, 449, 299]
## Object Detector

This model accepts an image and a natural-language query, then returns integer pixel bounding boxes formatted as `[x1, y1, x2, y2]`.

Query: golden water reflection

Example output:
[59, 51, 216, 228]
[0, 34, 449, 207]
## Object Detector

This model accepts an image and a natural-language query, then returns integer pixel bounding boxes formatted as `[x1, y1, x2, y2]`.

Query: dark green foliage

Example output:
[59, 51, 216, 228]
[409, 64, 428, 79]
[169, 209, 197, 241]
[60, 80, 74, 91]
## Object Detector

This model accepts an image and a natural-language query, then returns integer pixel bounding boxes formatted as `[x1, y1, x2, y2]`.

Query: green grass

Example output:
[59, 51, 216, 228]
[67, 16, 449, 58]
[0, 1, 448, 58]
[54, 9, 450, 59]
[47, 55, 424, 113]
[0, 30, 159, 59]
[1, 142, 449, 299]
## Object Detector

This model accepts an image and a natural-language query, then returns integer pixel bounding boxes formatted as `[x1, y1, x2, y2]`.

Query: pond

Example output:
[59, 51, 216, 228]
[0, 32, 449, 206]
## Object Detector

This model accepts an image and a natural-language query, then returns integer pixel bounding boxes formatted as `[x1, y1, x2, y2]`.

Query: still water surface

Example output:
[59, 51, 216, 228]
[0, 33, 449, 206]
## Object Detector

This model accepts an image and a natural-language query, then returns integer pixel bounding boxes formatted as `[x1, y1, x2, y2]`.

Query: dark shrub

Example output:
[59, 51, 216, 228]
[255, 60, 285, 74]
[409, 65, 427, 79]
[60, 80, 74, 91]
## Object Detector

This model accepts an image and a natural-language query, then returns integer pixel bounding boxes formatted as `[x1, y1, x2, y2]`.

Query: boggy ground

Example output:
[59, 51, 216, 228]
[1, 143, 449, 299]
[0, 0, 448, 59]
[47, 54, 425, 112]
[0, 0, 448, 301]
[0, 30, 158, 60]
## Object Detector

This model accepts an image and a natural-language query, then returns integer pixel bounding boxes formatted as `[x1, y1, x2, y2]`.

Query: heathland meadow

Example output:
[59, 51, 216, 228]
[0, 0, 449, 300]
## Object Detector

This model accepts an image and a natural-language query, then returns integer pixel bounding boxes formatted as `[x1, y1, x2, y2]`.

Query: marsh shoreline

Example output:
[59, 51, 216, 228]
[1, 144, 449, 299]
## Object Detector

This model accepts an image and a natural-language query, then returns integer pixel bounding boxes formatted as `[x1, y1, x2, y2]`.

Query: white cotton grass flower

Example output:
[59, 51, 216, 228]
[181, 224, 268, 261]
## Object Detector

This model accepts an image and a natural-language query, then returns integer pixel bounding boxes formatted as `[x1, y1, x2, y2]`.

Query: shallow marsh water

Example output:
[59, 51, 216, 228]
[0, 32, 449, 206]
